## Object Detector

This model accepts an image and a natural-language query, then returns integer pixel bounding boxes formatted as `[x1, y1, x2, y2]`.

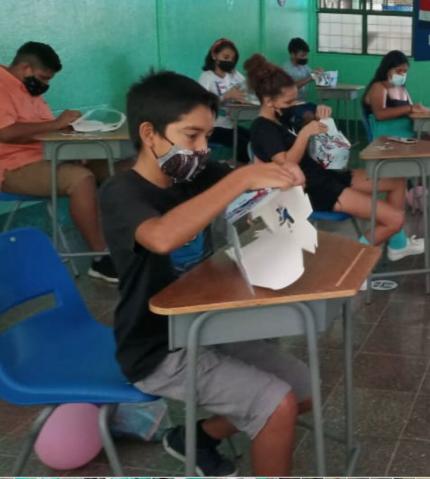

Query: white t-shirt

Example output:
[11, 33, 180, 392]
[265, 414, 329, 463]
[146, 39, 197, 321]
[198, 70, 246, 129]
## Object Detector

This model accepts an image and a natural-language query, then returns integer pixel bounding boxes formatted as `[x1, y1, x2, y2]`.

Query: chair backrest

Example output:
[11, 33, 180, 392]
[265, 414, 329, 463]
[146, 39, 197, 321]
[247, 142, 255, 164]
[0, 228, 89, 320]
[361, 106, 373, 143]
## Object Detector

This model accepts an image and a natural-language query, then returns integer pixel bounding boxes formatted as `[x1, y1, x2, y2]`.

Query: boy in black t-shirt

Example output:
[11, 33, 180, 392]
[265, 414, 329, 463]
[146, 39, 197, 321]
[100, 71, 311, 476]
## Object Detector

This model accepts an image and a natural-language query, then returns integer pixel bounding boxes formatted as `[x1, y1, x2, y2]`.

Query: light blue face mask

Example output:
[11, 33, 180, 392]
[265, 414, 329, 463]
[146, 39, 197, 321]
[390, 73, 407, 87]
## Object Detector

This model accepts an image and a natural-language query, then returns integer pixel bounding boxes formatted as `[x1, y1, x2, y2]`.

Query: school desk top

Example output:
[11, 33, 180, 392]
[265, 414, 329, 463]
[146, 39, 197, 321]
[223, 102, 260, 110]
[34, 123, 130, 142]
[410, 111, 430, 119]
[360, 137, 430, 161]
[316, 83, 365, 91]
[150, 231, 380, 315]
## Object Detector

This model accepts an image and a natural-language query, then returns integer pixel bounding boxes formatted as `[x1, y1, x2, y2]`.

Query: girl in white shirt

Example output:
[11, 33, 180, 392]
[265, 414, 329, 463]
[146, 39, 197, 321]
[198, 38, 250, 163]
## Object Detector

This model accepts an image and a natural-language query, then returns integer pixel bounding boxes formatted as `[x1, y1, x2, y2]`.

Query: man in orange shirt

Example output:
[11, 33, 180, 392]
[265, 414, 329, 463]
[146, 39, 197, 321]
[0, 42, 122, 283]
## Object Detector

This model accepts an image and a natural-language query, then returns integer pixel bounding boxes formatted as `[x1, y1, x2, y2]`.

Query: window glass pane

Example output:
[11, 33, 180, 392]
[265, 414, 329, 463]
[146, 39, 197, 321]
[319, 0, 361, 9]
[367, 15, 412, 55]
[367, 0, 412, 11]
[318, 13, 362, 53]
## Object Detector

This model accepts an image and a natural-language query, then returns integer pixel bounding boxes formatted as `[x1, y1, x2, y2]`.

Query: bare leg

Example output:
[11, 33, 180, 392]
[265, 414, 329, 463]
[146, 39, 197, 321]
[69, 175, 106, 251]
[335, 187, 404, 245]
[202, 394, 310, 441]
[251, 392, 298, 475]
[201, 416, 238, 440]
[350, 169, 406, 210]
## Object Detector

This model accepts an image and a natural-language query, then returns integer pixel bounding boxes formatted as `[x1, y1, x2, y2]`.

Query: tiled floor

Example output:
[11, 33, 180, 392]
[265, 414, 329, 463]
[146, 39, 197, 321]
[1, 199, 430, 476]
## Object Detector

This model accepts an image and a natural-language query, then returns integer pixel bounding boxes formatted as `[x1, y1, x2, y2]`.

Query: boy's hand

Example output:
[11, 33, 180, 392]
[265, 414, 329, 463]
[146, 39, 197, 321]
[239, 162, 300, 191]
[316, 104, 332, 119]
[301, 120, 328, 138]
[282, 161, 305, 187]
[55, 110, 82, 129]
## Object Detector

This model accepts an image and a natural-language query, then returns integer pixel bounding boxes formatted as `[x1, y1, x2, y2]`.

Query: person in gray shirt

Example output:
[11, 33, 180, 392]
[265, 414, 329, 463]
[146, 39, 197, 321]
[283, 37, 323, 101]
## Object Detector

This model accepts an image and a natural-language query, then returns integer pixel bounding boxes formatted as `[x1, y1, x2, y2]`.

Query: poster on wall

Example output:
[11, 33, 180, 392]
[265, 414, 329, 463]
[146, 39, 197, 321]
[414, 0, 430, 60]
[419, 0, 430, 20]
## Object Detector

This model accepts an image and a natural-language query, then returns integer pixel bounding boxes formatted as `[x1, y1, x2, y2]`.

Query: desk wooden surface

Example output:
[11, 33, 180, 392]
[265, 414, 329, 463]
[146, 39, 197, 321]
[224, 102, 260, 111]
[34, 123, 130, 142]
[360, 137, 430, 161]
[316, 84, 364, 92]
[410, 112, 430, 120]
[150, 231, 380, 315]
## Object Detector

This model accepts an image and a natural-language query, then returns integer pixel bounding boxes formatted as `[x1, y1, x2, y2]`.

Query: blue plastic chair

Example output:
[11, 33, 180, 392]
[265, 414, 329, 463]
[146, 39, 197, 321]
[361, 107, 373, 143]
[0, 192, 79, 276]
[309, 210, 362, 238]
[0, 227, 159, 475]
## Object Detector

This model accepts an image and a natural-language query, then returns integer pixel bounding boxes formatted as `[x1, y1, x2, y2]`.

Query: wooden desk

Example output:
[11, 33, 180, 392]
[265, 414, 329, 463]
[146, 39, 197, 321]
[316, 84, 365, 144]
[360, 137, 430, 295]
[223, 103, 259, 164]
[410, 112, 430, 139]
[35, 124, 134, 255]
[151, 231, 380, 475]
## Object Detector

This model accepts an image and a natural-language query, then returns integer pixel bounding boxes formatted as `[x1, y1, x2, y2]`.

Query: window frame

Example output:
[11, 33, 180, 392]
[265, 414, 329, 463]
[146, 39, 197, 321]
[316, 0, 413, 56]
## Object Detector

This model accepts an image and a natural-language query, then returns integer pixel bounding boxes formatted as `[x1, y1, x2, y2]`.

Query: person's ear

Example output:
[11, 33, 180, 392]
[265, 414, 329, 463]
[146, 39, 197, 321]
[139, 122, 156, 148]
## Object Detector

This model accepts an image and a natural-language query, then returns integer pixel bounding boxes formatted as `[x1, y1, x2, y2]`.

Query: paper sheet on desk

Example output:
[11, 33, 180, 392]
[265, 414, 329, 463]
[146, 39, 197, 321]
[226, 187, 317, 290]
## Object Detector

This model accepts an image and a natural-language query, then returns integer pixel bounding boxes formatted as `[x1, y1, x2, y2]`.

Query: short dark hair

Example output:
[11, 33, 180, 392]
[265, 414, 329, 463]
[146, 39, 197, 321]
[202, 38, 239, 71]
[127, 71, 219, 150]
[288, 38, 310, 54]
[11, 41, 62, 72]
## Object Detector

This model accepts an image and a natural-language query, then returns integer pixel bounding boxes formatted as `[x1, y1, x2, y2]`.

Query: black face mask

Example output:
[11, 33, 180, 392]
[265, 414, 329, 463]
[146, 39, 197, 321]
[217, 60, 235, 73]
[297, 58, 308, 66]
[23, 76, 49, 96]
[276, 107, 296, 125]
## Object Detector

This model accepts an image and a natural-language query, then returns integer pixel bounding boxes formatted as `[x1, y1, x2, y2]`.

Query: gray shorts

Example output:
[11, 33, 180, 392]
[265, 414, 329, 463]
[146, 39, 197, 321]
[134, 339, 311, 439]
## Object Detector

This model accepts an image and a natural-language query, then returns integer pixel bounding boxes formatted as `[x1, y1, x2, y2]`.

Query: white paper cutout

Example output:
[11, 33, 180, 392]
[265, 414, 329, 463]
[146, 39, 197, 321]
[226, 186, 318, 290]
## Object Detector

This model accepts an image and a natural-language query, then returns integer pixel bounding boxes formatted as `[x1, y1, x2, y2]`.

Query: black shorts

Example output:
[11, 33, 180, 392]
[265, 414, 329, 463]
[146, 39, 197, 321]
[305, 168, 352, 212]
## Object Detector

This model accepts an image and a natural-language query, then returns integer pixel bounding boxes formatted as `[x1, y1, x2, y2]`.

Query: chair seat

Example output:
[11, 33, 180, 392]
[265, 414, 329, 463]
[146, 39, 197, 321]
[310, 211, 352, 222]
[0, 308, 157, 405]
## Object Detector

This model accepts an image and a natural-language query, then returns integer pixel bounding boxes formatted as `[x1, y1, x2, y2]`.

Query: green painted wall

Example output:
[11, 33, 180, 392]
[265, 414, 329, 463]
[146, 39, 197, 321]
[0, 0, 310, 216]
[0, 0, 309, 113]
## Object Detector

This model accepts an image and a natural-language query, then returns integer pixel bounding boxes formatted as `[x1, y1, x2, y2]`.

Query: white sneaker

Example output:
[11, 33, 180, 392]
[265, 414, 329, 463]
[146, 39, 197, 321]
[387, 235, 425, 262]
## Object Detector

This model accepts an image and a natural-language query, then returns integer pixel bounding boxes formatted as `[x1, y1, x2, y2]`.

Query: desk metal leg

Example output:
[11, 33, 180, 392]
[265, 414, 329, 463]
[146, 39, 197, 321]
[421, 162, 430, 293]
[354, 99, 359, 146]
[344, 100, 351, 141]
[367, 159, 430, 304]
[184, 303, 332, 476]
[50, 149, 59, 250]
[295, 302, 326, 475]
[343, 299, 360, 473]
[185, 312, 213, 475]
[94, 141, 115, 176]
[232, 115, 239, 165]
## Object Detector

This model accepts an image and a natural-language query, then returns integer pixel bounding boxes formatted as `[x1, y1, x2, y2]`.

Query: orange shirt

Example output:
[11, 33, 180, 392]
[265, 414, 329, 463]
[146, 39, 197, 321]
[0, 65, 54, 184]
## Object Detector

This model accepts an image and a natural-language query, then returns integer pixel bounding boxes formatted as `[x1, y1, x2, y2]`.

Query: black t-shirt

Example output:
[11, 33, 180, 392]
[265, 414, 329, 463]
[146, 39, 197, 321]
[250, 116, 352, 211]
[100, 162, 231, 382]
[249, 116, 315, 169]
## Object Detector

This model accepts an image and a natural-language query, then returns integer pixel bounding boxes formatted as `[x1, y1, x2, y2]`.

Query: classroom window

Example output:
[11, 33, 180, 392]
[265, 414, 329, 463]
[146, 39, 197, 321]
[317, 0, 413, 55]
